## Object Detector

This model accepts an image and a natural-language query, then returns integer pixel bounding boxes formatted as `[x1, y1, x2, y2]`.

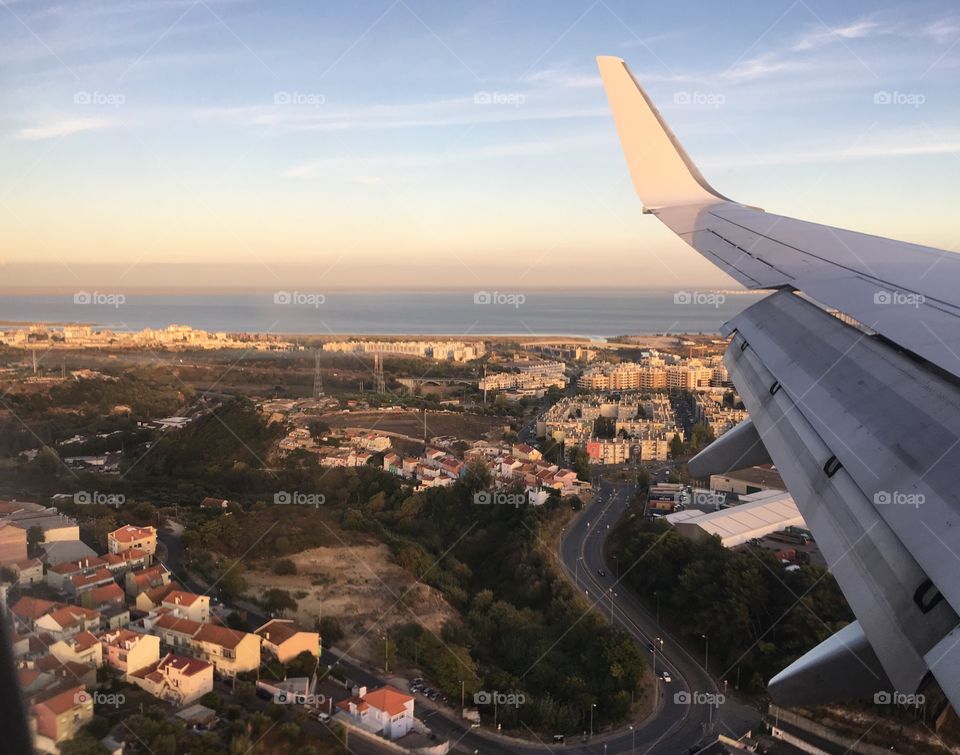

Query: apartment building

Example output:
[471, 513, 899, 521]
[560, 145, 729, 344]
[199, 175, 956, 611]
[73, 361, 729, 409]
[108, 524, 157, 558]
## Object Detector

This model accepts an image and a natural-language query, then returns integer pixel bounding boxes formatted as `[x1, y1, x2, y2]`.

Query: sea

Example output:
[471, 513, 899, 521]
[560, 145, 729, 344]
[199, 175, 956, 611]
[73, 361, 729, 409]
[0, 290, 766, 339]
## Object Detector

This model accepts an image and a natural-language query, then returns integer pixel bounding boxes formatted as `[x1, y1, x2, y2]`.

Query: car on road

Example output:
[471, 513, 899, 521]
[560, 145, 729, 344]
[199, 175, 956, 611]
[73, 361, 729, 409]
[316, 712, 330, 723]
[661, 671, 672, 683]
[597, 568, 606, 577]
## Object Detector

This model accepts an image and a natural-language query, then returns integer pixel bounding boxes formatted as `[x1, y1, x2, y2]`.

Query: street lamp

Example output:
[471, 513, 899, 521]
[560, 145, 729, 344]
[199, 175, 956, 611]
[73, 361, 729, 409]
[630, 724, 635, 755]
[701, 633, 709, 674]
[589, 703, 596, 737]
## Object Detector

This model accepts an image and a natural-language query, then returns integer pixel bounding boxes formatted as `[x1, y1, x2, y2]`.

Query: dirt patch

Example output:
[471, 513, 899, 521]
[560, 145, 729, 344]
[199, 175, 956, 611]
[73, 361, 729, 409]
[246, 543, 458, 665]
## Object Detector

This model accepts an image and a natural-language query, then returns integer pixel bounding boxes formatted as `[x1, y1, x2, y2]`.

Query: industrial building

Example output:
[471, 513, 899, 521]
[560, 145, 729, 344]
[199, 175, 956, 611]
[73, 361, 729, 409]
[664, 490, 804, 548]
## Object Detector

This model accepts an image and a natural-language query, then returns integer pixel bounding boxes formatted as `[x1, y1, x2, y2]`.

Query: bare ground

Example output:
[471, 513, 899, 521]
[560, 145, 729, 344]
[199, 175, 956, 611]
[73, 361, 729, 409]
[246, 543, 458, 665]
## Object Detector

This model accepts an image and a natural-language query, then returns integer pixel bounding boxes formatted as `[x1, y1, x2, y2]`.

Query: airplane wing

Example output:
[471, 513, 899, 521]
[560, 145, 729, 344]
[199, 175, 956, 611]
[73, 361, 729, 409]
[597, 55, 960, 709]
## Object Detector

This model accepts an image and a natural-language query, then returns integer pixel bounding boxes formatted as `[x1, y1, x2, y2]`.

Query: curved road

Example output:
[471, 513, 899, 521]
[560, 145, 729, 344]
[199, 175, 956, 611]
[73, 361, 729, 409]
[557, 477, 760, 754]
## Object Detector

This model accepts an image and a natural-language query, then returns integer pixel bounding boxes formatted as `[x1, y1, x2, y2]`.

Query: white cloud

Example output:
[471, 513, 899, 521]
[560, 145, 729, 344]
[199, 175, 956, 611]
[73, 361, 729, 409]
[16, 117, 115, 140]
[792, 19, 883, 52]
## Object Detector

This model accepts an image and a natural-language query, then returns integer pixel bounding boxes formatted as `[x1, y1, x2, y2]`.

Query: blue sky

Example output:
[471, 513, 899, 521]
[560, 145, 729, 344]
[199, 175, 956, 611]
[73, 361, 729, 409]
[2, 0, 960, 290]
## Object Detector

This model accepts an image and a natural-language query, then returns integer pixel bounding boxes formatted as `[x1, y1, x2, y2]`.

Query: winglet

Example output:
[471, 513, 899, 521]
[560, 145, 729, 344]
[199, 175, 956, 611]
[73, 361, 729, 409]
[596, 56, 730, 211]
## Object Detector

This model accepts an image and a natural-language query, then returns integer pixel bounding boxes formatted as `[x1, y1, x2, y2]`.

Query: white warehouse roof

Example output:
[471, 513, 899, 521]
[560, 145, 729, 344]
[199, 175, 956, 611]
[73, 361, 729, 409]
[665, 491, 805, 547]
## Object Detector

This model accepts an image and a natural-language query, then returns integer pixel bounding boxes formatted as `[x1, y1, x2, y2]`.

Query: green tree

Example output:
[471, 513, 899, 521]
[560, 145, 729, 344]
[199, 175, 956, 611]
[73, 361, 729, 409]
[669, 433, 685, 459]
[262, 588, 297, 616]
[273, 558, 297, 576]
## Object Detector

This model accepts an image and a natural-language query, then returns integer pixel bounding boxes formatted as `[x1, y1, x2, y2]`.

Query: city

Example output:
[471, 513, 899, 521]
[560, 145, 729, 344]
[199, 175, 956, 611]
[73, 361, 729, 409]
[2, 2, 960, 755]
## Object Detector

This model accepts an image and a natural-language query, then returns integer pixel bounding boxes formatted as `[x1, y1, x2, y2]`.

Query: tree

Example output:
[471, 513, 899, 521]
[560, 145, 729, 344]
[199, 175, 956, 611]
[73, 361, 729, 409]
[27, 526, 44, 555]
[569, 447, 590, 481]
[218, 563, 248, 599]
[669, 433, 685, 459]
[273, 558, 297, 576]
[262, 588, 297, 616]
[319, 616, 344, 645]
[689, 423, 715, 454]
[60, 734, 110, 755]
[286, 649, 319, 679]
[307, 420, 330, 440]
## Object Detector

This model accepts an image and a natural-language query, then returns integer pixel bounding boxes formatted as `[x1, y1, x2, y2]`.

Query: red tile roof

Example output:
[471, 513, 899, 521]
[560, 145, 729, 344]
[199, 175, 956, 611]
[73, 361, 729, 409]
[153, 614, 203, 637]
[193, 623, 248, 650]
[34, 685, 87, 715]
[11, 596, 61, 621]
[109, 525, 155, 543]
[162, 590, 202, 607]
[362, 687, 413, 716]
[158, 653, 211, 676]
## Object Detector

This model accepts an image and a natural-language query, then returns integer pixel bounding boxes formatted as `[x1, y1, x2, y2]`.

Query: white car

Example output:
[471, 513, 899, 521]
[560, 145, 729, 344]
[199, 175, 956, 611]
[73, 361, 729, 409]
[316, 712, 330, 723]
[661, 671, 672, 683]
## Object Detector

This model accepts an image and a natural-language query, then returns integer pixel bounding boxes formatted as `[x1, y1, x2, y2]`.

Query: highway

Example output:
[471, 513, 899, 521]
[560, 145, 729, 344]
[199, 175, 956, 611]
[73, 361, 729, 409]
[557, 476, 761, 754]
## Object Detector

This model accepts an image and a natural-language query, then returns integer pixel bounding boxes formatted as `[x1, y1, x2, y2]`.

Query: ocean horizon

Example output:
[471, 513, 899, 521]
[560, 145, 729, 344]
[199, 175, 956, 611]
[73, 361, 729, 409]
[0, 290, 766, 339]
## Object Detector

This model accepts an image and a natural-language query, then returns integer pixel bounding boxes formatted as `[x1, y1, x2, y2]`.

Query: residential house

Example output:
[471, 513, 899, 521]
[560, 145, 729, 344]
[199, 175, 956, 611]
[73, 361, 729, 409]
[11, 597, 61, 630]
[35, 605, 101, 640]
[8, 557, 43, 587]
[125, 564, 170, 598]
[46, 556, 108, 592]
[101, 628, 161, 677]
[161, 590, 210, 624]
[81, 582, 129, 629]
[49, 631, 103, 668]
[131, 653, 213, 706]
[255, 619, 320, 663]
[102, 549, 150, 576]
[149, 612, 203, 653]
[65, 567, 115, 598]
[191, 624, 261, 677]
[31, 684, 93, 753]
[336, 685, 415, 740]
[107, 524, 157, 558]
[200, 497, 230, 510]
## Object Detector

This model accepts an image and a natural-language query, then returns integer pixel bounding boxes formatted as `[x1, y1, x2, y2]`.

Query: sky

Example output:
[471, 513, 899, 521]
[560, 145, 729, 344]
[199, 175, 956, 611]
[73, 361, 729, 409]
[2, 0, 960, 291]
